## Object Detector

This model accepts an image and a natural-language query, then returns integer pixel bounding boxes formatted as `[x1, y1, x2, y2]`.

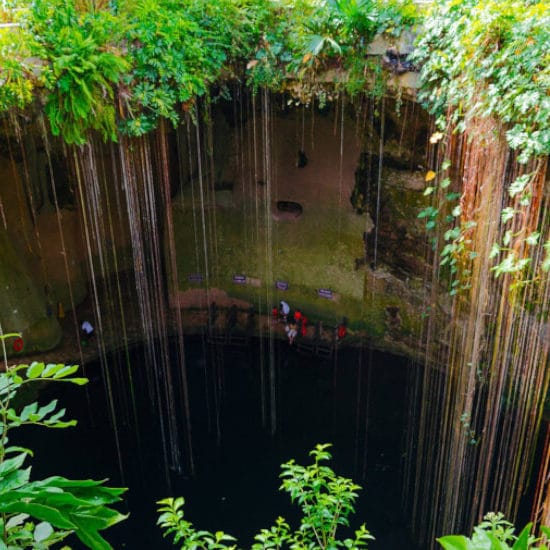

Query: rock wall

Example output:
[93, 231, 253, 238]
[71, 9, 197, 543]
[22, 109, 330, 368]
[0, 227, 62, 355]
[0, 97, 438, 361]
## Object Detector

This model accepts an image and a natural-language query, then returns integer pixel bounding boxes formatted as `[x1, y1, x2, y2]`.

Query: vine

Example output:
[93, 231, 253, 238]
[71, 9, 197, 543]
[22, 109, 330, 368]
[413, 0, 550, 292]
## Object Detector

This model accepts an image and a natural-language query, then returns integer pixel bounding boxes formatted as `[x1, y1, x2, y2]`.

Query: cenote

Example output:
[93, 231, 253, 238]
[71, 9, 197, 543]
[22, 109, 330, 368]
[17, 337, 416, 549]
[1, 1, 549, 549]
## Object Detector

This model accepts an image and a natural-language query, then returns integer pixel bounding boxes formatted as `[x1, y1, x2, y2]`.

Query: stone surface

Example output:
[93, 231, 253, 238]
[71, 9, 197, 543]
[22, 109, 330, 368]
[0, 228, 62, 356]
[0, 97, 436, 362]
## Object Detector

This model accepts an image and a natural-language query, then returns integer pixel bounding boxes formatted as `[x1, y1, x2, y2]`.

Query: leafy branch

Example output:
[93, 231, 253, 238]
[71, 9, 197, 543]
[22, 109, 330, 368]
[0, 335, 127, 549]
[158, 443, 374, 549]
[438, 512, 550, 550]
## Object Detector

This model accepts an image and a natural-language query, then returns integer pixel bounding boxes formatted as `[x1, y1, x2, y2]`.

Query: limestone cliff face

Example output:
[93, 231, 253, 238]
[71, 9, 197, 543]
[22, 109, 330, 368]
[0, 228, 62, 355]
[172, 99, 437, 360]
[0, 97, 439, 361]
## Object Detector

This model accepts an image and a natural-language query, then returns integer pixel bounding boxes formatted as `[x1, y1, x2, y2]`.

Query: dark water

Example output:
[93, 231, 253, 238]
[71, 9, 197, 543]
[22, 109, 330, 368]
[17, 337, 417, 549]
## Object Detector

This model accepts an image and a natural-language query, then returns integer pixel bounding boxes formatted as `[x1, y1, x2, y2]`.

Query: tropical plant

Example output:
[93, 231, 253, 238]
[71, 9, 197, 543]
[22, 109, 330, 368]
[438, 512, 550, 550]
[412, 0, 550, 163]
[246, 0, 418, 102]
[413, 0, 550, 291]
[31, 0, 128, 144]
[157, 443, 374, 549]
[120, 0, 272, 135]
[0, 1, 38, 111]
[0, 334, 127, 549]
[1, 0, 420, 138]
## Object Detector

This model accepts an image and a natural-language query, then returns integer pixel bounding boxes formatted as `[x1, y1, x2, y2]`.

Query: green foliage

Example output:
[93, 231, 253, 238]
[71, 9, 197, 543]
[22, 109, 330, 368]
[120, 0, 270, 135]
[413, 0, 550, 163]
[438, 512, 550, 550]
[158, 443, 374, 549]
[0, 335, 127, 549]
[31, 0, 128, 144]
[1, 0, 419, 140]
[488, 172, 542, 286]
[247, 0, 419, 102]
[158, 498, 237, 550]
[0, 2, 38, 110]
[418, 161, 473, 296]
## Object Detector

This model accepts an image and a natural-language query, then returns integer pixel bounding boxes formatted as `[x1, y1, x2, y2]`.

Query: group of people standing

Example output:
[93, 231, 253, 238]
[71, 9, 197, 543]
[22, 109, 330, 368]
[274, 301, 308, 345]
[274, 301, 348, 346]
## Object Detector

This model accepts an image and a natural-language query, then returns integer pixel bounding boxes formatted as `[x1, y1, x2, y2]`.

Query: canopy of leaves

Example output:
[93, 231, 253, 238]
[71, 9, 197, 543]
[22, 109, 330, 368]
[412, 0, 550, 163]
[119, 0, 272, 135]
[0, 0, 418, 142]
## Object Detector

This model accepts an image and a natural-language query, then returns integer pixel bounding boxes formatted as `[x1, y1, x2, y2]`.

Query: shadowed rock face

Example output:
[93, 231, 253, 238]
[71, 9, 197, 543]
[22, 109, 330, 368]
[0, 96, 434, 361]
[0, 228, 62, 356]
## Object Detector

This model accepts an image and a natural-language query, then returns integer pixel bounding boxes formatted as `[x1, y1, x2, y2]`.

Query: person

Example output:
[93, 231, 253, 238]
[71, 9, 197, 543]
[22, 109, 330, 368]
[286, 318, 298, 345]
[279, 300, 290, 322]
[301, 315, 308, 338]
[294, 309, 303, 325]
[81, 320, 94, 338]
[272, 306, 279, 322]
[337, 318, 347, 340]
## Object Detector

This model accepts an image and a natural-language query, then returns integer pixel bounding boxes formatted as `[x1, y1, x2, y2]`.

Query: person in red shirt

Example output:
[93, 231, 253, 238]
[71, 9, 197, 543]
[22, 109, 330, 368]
[337, 318, 348, 340]
[300, 315, 308, 338]
[337, 324, 347, 339]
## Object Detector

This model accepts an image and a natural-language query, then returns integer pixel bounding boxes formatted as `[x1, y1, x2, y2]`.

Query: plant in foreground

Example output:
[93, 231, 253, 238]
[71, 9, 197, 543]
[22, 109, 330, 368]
[158, 443, 374, 549]
[438, 512, 550, 550]
[0, 335, 127, 549]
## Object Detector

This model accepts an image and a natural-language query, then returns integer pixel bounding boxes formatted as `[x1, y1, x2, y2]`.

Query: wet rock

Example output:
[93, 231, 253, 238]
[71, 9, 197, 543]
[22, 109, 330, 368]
[0, 228, 62, 355]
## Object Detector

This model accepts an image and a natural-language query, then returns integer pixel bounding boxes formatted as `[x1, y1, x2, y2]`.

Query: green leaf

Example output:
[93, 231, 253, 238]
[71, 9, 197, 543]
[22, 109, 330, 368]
[42, 364, 64, 378]
[0, 466, 32, 494]
[52, 365, 80, 379]
[489, 243, 501, 259]
[5, 513, 30, 529]
[26, 362, 45, 379]
[34, 521, 54, 542]
[0, 453, 28, 478]
[64, 377, 89, 386]
[525, 232, 539, 246]
[20, 402, 39, 422]
[436, 535, 470, 550]
[66, 515, 117, 550]
[0, 501, 77, 530]
[503, 230, 512, 246]
[508, 174, 531, 198]
[501, 207, 516, 223]
[446, 192, 460, 201]
[38, 400, 59, 419]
